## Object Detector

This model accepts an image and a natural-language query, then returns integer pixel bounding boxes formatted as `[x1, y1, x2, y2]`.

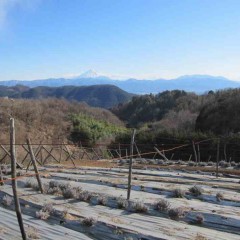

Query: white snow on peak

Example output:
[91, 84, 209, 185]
[78, 69, 100, 78]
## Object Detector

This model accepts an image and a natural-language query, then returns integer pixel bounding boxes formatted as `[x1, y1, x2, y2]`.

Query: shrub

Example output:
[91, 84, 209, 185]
[230, 161, 237, 167]
[155, 199, 170, 212]
[216, 192, 224, 201]
[189, 186, 203, 197]
[42, 203, 54, 214]
[207, 161, 214, 166]
[36, 210, 50, 220]
[172, 188, 185, 198]
[116, 198, 128, 209]
[219, 160, 227, 167]
[58, 182, 72, 191]
[2, 195, 13, 207]
[49, 181, 59, 189]
[149, 159, 157, 165]
[188, 161, 196, 167]
[61, 186, 81, 199]
[62, 188, 76, 199]
[82, 217, 96, 227]
[47, 187, 60, 195]
[78, 191, 92, 202]
[235, 163, 240, 169]
[132, 201, 148, 213]
[194, 214, 204, 224]
[26, 226, 39, 239]
[199, 162, 207, 167]
[176, 160, 185, 165]
[25, 178, 35, 188]
[168, 208, 185, 220]
[97, 195, 107, 206]
[157, 160, 165, 165]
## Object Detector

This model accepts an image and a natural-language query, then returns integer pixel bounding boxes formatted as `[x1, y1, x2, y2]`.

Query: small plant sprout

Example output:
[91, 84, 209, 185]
[155, 199, 170, 212]
[189, 185, 203, 197]
[97, 195, 107, 206]
[116, 197, 128, 209]
[42, 203, 54, 214]
[25, 178, 35, 188]
[132, 201, 148, 213]
[82, 217, 96, 227]
[36, 210, 50, 220]
[78, 191, 93, 202]
[26, 226, 40, 239]
[194, 214, 205, 225]
[2, 195, 13, 207]
[168, 208, 185, 220]
[172, 188, 185, 198]
[216, 192, 224, 201]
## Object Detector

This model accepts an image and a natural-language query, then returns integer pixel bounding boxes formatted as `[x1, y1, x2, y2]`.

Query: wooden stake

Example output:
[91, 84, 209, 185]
[197, 144, 201, 163]
[0, 165, 4, 186]
[27, 138, 44, 194]
[127, 129, 136, 200]
[216, 139, 220, 178]
[10, 118, 26, 240]
[63, 143, 76, 168]
[223, 143, 227, 162]
[118, 143, 121, 158]
[154, 147, 169, 161]
[134, 142, 142, 159]
[192, 141, 197, 163]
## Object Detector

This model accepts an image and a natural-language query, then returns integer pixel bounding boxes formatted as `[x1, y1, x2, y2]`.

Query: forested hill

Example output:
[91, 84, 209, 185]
[0, 84, 134, 108]
[111, 89, 240, 136]
[196, 89, 240, 135]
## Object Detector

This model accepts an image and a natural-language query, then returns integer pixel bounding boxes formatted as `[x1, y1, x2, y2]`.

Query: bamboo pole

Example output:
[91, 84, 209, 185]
[127, 129, 136, 200]
[10, 118, 26, 240]
[27, 138, 44, 194]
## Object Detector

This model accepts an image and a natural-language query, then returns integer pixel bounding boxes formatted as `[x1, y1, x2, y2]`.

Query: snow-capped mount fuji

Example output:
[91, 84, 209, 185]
[76, 69, 110, 79]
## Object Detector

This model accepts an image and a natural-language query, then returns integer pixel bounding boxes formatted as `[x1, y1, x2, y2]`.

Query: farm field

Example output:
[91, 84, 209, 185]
[0, 162, 240, 240]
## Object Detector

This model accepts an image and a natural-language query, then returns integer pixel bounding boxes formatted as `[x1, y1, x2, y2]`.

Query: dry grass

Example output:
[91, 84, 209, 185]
[26, 226, 40, 239]
[195, 233, 208, 240]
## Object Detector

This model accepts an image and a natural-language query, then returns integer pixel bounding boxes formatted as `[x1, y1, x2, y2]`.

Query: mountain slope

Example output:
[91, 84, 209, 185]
[0, 84, 134, 108]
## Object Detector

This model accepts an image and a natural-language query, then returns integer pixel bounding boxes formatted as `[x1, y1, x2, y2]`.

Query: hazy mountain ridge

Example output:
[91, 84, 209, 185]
[1, 72, 239, 94]
[0, 84, 134, 108]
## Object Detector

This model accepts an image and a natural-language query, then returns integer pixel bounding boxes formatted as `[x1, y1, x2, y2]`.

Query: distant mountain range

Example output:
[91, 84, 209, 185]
[0, 85, 134, 108]
[1, 70, 240, 94]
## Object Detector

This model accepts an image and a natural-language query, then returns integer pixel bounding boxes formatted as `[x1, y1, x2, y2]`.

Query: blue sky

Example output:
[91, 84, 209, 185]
[0, 0, 240, 80]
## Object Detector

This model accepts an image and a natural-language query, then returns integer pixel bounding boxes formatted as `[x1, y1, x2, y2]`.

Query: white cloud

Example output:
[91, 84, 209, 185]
[0, 0, 40, 29]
